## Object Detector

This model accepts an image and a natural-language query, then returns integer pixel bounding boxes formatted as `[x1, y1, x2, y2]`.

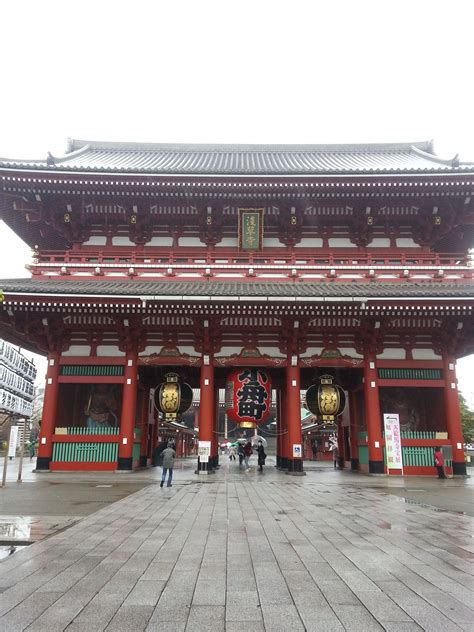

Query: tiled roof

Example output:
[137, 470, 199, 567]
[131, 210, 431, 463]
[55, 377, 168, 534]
[0, 279, 473, 299]
[1, 140, 473, 175]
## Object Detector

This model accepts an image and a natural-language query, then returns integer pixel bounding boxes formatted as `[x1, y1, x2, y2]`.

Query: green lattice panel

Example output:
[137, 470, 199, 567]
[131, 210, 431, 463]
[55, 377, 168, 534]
[401, 446, 451, 468]
[67, 427, 119, 435]
[52, 441, 118, 462]
[399, 431, 437, 439]
[358, 445, 368, 465]
[378, 368, 442, 380]
[60, 365, 124, 377]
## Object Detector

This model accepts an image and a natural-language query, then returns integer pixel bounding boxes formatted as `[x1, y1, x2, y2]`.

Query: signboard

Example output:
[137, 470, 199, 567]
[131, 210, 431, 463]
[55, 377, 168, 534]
[198, 440, 211, 463]
[383, 413, 403, 472]
[8, 426, 19, 458]
[238, 208, 264, 250]
[292, 444, 302, 458]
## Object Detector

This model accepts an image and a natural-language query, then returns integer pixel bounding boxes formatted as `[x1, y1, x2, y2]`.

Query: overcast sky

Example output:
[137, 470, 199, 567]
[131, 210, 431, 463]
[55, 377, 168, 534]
[0, 0, 473, 402]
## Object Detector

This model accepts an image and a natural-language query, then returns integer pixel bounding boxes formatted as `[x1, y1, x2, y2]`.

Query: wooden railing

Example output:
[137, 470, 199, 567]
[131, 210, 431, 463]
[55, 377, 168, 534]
[29, 248, 471, 281]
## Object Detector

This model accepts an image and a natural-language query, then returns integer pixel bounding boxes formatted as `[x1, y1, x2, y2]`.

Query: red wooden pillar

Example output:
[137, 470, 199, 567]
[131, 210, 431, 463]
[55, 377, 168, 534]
[337, 420, 344, 469]
[198, 362, 214, 473]
[349, 390, 360, 470]
[364, 352, 384, 473]
[176, 431, 181, 458]
[443, 356, 467, 475]
[139, 388, 149, 467]
[118, 351, 138, 470]
[36, 351, 60, 470]
[276, 388, 282, 467]
[150, 414, 157, 460]
[193, 408, 199, 457]
[279, 385, 288, 469]
[212, 386, 220, 468]
[286, 364, 304, 474]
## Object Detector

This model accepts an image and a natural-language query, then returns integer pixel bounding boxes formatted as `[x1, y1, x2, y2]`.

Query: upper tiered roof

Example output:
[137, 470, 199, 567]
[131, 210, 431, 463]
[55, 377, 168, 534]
[1, 139, 473, 176]
[1, 278, 473, 299]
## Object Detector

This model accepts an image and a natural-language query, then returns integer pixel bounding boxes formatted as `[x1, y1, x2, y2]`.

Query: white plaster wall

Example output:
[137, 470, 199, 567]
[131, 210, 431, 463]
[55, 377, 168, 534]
[176, 346, 199, 356]
[179, 237, 205, 246]
[338, 347, 363, 359]
[300, 274, 325, 279]
[328, 238, 354, 248]
[295, 238, 323, 248]
[262, 237, 286, 247]
[83, 236, 107, 246]
[257, 346, 286, 358]
[215, 237, 238, 247]
[300, 347, 324, 358]
[147, 236, 173, 246]
[96, 345, 125, 357]
[112, 236, 135, 246]
[215, 346, 243, 357]
[376, 348, 406, 360]
[139, 346, 163, 356]
[176, 273, 201, 278]
[412, 349, 442, 360]
[258, 273, 287, 278]
[62, 345, 92, 357]
[367, 238, 390, 247]
[396, 238, 420, 248]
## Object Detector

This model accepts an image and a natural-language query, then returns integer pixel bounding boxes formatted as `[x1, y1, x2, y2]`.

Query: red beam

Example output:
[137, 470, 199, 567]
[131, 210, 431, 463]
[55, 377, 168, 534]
[51, 435, 119, 443]
[50, 462, 116, 471]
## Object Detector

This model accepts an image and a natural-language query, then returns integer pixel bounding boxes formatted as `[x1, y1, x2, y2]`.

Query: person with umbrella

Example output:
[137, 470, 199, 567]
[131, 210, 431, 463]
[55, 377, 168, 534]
[256, 440, 266, 472]
[243, 441, 253, 469]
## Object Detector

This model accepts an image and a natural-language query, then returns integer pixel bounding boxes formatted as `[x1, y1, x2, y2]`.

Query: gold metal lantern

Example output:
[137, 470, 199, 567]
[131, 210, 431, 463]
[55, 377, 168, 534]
[305, 374, 346, 422]
[154, 373, 193, 420]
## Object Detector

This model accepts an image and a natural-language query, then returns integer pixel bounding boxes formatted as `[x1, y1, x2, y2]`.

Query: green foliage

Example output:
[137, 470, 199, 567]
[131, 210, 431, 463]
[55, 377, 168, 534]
[459, 393, 474, 444]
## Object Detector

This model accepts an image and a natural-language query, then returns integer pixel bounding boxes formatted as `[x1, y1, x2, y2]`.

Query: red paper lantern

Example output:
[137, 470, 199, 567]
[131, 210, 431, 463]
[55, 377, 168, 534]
[225, 368, 271, 429]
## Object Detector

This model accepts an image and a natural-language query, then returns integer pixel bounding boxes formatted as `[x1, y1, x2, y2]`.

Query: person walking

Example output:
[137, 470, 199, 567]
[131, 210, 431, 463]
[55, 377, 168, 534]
[238, 442, 245, 468]
[331, 444, 339, 469]
[256, 440, 266, 472]
[229, 445, 236, 461]
[311, 439, 318, 461]
[160, 441, 176, 487]
[28, 439, 36, 461]
[434, 448, 447, 479]
[243, 441, 253, 469]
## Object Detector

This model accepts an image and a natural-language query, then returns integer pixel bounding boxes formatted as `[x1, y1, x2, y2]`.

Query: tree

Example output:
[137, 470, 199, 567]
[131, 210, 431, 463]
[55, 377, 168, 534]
[459, 393, 474, 444]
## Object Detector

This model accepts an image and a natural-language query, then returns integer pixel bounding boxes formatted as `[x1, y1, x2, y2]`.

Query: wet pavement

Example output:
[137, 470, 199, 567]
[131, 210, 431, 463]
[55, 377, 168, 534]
[0, 455, 473, 630]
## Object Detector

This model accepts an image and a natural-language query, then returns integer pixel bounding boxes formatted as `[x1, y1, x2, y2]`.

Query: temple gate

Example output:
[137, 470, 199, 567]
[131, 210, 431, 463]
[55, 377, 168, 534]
[0, 139, 473, 475]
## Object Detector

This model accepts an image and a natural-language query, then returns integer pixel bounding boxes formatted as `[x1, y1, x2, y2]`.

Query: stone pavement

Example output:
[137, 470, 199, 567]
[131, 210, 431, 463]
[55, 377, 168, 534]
[0, 458, 473, 631]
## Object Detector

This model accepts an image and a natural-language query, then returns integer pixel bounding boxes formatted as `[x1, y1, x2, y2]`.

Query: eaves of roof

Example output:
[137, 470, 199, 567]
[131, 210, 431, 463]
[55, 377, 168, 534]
[1, 279, 473, 300]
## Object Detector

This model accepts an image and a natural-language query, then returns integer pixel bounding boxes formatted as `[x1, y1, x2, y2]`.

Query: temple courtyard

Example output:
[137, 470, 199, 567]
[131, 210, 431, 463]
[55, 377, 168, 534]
[0, 458, 473, 631]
